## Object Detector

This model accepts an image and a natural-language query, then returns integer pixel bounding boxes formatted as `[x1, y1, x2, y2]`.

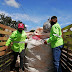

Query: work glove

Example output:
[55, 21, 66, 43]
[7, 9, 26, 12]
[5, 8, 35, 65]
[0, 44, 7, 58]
[44, 40, 47, 44]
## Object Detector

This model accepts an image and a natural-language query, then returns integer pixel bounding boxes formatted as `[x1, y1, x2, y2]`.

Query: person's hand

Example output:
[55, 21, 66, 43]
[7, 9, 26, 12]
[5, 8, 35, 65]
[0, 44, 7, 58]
[11, 42, 13, 46]
[8, 42, 13, 48]
[27, 36, 29, 39]
[44, 40, 47, 44]
[5, 46, 8, 50]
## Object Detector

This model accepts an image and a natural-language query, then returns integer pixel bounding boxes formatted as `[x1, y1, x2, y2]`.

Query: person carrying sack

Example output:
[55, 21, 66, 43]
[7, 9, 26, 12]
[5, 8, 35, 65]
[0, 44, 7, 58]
[44, 16, 64, 72]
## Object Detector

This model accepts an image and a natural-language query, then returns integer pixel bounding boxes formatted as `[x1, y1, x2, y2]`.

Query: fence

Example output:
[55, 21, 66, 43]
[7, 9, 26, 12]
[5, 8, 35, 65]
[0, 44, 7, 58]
[0, 24, 16, 72]
[61, 24, 72, 72]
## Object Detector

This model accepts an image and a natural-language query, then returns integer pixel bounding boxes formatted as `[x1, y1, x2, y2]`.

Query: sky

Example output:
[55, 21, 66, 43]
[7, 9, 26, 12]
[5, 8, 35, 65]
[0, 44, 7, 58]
[0, 0, 72, 31]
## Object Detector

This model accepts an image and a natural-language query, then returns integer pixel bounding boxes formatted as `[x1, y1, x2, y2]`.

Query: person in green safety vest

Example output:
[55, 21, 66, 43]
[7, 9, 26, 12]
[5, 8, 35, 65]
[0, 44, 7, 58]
[44, 16, 64, 72]
[5, 23, 28, 72]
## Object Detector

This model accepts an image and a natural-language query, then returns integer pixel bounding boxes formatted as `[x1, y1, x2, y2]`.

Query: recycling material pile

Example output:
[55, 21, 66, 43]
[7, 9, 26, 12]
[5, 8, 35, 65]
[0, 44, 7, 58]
[25, 20, 54, 72]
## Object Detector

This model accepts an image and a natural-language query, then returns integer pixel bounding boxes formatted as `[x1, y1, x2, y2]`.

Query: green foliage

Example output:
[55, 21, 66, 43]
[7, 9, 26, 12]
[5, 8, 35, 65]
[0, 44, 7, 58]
[0, 13, 27, 30]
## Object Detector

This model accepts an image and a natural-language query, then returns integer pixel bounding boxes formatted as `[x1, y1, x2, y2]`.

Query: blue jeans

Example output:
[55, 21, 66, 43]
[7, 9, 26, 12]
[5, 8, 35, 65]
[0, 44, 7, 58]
[52, 45, 63, 72]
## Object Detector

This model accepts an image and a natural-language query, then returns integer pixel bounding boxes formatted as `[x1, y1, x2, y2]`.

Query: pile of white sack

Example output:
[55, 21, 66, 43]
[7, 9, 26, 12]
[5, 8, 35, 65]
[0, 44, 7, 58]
[25, 38, 54, 72]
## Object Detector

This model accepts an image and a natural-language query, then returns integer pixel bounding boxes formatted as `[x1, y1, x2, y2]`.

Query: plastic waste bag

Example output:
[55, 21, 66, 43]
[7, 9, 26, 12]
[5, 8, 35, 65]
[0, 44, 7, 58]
[43, 19, 51, 33]
[25, 38, 54, 72]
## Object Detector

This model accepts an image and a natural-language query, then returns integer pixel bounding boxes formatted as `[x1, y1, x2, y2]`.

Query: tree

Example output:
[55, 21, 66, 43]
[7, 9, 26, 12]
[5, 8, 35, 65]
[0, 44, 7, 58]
[5, 16, 12, 25]
[30, 30, 35, 32]
[0, 13, 27, 30]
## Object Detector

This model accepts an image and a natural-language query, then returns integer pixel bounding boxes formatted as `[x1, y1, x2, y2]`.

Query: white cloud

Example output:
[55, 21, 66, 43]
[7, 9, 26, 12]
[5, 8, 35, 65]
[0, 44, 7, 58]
[10, 13, 42, 23]
[0, 11, 9, 16]
[60, 22, 70, 26]
[70, 28, 72, 31]
[0, 10, 43, 23]
[30, 26, 41, 31]
[0, 10, 71, 29]
[2, 3, 6, 5]
[60, 22, 72, 27]
[4, 0, 20, 8]
[65, 22, 72, 24]
[25, 25, 29, 27]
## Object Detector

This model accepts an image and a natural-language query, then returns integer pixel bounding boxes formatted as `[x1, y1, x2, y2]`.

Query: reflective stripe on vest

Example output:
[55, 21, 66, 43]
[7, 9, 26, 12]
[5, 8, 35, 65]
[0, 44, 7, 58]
[53, 34, 61, 37]
[13, 41, 25, 43]
[9, 38, 25, 43]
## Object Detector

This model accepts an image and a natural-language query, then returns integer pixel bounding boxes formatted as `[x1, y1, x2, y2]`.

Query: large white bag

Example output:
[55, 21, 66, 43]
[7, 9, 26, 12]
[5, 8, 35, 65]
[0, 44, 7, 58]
[43, 20, 51, 33]
[25, 38, 54, 72]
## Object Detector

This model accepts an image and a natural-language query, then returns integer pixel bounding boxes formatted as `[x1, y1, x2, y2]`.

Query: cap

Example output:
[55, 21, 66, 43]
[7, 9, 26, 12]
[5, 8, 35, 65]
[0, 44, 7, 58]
[18, 23, 24, 29]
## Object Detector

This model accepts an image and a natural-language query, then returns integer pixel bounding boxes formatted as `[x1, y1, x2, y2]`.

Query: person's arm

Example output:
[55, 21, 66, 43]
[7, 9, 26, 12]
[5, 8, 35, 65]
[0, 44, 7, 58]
[47, 26, 59, 43]
[5, 31, 15, 47]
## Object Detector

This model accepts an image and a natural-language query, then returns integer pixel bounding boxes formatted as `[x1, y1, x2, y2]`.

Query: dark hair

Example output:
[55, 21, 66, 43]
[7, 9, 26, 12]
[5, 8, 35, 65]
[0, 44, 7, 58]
[51, 16, 57, 20]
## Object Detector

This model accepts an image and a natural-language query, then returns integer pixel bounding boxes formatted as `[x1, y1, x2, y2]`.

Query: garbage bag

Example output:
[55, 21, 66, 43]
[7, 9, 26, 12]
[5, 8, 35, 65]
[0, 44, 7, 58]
[43, 20, 51, 33]
[25, 38, 54, 72]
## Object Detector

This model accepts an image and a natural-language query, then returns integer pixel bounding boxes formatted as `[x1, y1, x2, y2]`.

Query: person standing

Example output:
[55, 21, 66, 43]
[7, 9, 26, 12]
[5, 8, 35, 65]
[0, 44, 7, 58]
[44, 16, 64, 72]
[5, 23, 27, 72]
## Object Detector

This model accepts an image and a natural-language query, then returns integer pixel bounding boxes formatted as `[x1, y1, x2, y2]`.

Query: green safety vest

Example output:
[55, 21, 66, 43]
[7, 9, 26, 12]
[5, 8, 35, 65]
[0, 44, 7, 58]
[47, 22, 64, 48]
[5, 30, 27, 53]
